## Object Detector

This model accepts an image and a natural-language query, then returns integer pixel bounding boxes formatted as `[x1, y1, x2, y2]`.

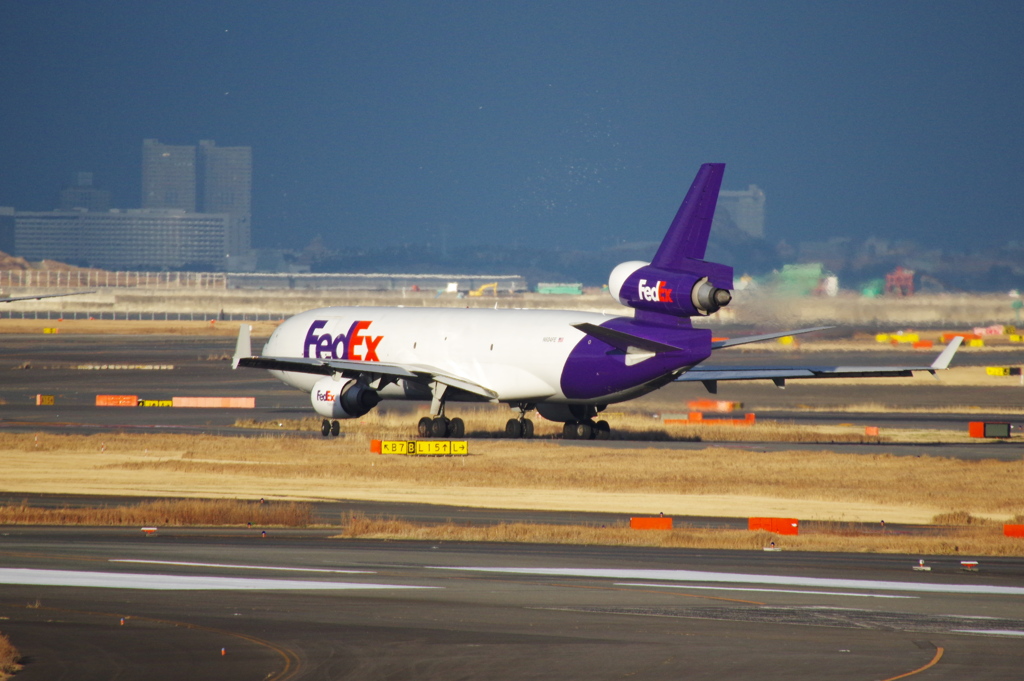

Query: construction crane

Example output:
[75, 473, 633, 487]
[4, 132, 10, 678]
[468, 282, 498, 297]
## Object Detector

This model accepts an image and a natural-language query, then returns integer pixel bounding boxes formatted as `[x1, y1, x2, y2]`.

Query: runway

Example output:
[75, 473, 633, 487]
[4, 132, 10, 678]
[2, 332, 1024, 678]
[1, 527, 1022, 679]
[1, 333, 1021, 461]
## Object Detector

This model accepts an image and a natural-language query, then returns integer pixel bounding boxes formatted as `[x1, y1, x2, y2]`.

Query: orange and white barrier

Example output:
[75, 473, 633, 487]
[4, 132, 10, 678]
[95, 394, 139, 407]
[748, 517, 799, 535]
[171, 397, 255, 408]
[687, 399, 743, 412]
[666, 412, 756, 426]
[630, 517, 673, 530]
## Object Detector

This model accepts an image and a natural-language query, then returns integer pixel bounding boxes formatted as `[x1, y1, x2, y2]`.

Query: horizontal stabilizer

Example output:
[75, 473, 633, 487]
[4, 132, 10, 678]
[711, 326, 832, 349]
[572, 322, 683, 354]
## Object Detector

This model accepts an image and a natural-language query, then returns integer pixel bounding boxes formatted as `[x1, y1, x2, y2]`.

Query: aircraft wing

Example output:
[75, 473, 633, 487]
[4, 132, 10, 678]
[677, 337, 962, 393]
[236, 354, 498, 399]
[235, 354, 417, 378]
[231, 325, 497, 399]
[0, 290, 96, 303]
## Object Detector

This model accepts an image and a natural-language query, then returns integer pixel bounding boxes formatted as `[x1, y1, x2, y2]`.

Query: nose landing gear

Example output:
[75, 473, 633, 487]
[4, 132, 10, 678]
[321, 419, 341, 437]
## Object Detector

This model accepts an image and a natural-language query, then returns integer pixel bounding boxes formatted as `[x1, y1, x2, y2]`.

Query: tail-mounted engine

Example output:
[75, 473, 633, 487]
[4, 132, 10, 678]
[609, 260, 733, 317]
[606, 163, 734, 319]
[310, 376, 381, 419]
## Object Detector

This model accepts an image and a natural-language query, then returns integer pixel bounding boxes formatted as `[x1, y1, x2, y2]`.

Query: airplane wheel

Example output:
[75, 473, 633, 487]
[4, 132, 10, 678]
[321, 419, 331, 437]
[594, 420, 610, 440]
[431, 417, 449, 437]
[330, 420, 340, 437]
[521, 418, 534, 439]
[449, 417, 465, 438]
[574, 422, 593, 440]
[505, 418, 522, 438]
[562, 422, 577, 440]
[417, 417, 433, 437]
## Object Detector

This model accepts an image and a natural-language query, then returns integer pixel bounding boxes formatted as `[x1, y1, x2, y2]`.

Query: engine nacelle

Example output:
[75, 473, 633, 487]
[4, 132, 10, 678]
[310, 376, 381, 419]
[609, 260, 733, 317]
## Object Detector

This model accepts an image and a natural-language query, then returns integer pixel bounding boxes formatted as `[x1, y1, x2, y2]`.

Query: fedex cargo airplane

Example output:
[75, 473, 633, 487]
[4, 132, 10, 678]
[233, 164, 960, 439]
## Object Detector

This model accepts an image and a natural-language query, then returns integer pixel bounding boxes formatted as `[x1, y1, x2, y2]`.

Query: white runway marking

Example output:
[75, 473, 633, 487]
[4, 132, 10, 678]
[618, 582, 918, 599]
[954, 629, 1024, 637]
[0, 568, 431, 591]
[110, 559, 372, 574]
[434, 567, 1024, 596]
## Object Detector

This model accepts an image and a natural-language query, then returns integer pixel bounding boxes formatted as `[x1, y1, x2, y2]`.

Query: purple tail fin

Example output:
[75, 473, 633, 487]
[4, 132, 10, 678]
[608, 163, 733, 323]
[650, 163, 725, 265]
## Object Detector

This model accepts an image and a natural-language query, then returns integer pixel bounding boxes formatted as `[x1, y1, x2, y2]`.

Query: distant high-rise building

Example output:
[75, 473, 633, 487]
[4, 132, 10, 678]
[139, 138, 252, 256]
[58, 172, 111, 212]
[141, 139, 197, 211]
[0, 207, 15, 254]
[16, 209, 229, 270]
[718, 185, 765, 239]
[13, 139, 254, 270]
[198, 140, 252, 255]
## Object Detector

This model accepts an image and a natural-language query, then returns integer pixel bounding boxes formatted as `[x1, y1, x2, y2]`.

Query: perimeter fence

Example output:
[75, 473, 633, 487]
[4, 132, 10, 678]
[0, 310, 283, 322]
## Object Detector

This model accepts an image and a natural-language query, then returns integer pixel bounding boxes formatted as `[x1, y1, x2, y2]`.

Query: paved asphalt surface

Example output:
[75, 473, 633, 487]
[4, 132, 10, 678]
[1, 332, 1023, 678]
[1, 526, 1023, 680]
[1, 333, 1021, 458]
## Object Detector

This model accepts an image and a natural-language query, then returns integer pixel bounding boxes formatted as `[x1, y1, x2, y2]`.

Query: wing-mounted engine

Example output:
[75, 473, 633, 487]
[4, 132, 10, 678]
[607, 162, 734, 320]
[310, 376, 381, 419]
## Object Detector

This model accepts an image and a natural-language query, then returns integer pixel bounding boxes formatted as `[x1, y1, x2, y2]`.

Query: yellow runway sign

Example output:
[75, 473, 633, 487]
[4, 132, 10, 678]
[374, 440, 469, 456]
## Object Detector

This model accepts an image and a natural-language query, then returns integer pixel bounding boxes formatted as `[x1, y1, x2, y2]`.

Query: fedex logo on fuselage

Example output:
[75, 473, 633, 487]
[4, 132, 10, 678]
[638, 279, 673, 303]
[303, 320, 383, 361]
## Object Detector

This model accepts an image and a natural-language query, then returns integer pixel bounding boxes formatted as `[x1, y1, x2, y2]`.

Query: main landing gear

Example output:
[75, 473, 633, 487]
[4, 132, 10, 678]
[417, 415, 465, 438]
[504, 417, 534, 439]
[504, 403, 535, 439]
[320, 419, 341, 437]
[416, 381, 464, 437]
[562, 420, 610, 440]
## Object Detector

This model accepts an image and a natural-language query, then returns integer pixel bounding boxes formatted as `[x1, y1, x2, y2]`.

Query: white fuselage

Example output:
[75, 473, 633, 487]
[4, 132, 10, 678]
[263, 306, 628, 404]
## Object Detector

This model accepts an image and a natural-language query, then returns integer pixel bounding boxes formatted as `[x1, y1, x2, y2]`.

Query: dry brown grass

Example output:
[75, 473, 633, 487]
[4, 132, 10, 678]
[0, 499, 312, 527]
[0, 633, 20, 681]
[235, 410, 966, 444]
[2, 432, 1022, 526]
[932, 511, 994, 526]
[236, 409, 987, 446]
[336, 514, 1024, 556]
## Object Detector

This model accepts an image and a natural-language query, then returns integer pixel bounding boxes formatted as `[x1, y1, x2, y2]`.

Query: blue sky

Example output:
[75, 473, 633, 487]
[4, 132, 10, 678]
[1, 1, 1021, 253]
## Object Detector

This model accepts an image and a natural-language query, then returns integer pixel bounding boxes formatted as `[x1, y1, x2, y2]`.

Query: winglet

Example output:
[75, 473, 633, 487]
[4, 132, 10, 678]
[232, 324, 252, 369]
[930, 336, 963, 371]
[650, 163, 725, 265]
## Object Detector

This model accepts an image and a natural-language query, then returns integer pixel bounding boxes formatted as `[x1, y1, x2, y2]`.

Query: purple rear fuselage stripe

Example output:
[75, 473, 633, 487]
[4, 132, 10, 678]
[559, 317, 710, 400]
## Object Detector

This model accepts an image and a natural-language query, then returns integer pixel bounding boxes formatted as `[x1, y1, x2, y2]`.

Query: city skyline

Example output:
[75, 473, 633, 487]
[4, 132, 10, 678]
[7, 138, 251, 270]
